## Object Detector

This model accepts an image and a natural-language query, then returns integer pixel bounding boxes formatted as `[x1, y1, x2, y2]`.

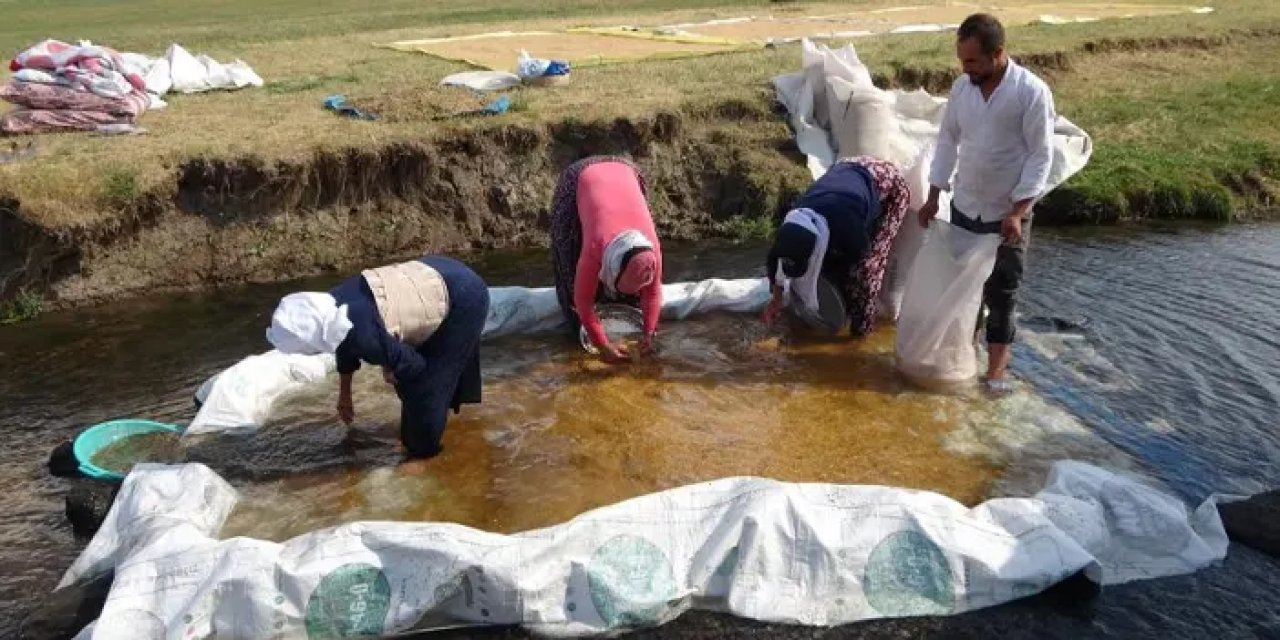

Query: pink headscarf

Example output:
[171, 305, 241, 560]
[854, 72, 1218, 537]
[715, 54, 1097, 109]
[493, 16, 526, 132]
[616, 249, 658, 295]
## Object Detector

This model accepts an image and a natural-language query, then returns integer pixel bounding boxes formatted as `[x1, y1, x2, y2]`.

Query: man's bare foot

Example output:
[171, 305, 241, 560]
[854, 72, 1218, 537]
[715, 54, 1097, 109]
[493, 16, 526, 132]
[398, 458, 434, 477]
[983, 376, 1016, 393]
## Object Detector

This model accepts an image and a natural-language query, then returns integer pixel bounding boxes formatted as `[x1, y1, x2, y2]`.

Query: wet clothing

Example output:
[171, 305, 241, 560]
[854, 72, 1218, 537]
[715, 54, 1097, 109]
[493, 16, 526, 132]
[955, 205, 1033, 345]
[330, 255, 489, 458]
[768, 157, 910, 336]
[550, 156, 663, 347]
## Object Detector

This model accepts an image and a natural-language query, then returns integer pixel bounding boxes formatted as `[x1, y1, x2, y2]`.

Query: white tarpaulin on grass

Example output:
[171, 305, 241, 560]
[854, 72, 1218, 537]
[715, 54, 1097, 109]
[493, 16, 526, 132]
[188, 279, 773, 435]
[773, 38, 1096, 182]
[63, 460, 1227, 638]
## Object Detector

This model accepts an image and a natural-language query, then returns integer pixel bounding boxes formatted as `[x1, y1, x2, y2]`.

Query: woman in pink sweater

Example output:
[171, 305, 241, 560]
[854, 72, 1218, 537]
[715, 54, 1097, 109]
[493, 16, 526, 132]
[550, 156, 663, 364]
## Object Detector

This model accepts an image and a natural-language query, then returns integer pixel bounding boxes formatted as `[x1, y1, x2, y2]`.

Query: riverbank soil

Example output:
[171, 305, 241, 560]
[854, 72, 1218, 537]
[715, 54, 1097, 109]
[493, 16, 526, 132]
[1, 0, 1278, 314]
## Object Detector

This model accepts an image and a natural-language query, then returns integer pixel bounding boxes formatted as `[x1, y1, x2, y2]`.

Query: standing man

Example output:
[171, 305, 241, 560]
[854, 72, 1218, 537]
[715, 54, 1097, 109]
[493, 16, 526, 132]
[917, 13, 1055, 391]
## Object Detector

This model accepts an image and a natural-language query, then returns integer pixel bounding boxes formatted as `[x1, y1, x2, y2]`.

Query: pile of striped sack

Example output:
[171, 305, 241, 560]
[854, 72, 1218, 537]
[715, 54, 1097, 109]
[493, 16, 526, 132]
[2, 39, 262, 135]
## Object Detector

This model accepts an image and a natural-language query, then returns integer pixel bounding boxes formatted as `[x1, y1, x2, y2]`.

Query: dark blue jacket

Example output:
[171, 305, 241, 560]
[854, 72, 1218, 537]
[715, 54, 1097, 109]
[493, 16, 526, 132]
[790, 161, 883, 276]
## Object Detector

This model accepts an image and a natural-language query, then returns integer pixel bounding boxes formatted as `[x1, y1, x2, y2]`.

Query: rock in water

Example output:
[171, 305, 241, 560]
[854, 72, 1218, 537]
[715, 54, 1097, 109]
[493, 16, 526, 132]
[1218, 491, 1280, 556]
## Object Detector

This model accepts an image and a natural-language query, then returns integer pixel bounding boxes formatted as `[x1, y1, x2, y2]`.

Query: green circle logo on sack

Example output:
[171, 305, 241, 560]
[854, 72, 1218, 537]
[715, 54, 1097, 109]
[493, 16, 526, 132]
[305, 563, 392, 639]
[864, 530, 955, 617]
[587, 535, 678, 628]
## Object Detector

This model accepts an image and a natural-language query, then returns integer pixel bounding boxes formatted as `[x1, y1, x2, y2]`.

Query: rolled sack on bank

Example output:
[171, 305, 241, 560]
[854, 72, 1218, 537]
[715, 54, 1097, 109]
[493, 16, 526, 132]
[61, 461, 1227, 638]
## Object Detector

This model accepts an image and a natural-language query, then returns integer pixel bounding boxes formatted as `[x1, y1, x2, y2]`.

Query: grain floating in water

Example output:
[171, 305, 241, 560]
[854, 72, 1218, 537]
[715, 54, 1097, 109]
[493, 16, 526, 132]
[89, 432, 183, 474]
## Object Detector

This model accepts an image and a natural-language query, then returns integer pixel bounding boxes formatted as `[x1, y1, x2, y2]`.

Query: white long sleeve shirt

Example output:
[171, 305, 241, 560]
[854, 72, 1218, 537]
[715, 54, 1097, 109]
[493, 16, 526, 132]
[929, 61, 1056, 222]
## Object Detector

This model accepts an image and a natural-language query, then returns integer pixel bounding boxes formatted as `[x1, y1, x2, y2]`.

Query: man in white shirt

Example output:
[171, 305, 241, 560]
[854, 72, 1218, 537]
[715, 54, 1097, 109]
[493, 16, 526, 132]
[917, 13, 1055, 390]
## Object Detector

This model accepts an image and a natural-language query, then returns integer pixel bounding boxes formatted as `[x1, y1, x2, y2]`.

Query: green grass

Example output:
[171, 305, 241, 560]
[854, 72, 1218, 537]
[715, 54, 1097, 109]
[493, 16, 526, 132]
[0, 0, 782, 53]
[0, 288, 42, 324]
[1045, 48, 1280, 222]
[719, 215, 776, 242]
[102, 168, 139, 208]
[267, 72, 363, 95]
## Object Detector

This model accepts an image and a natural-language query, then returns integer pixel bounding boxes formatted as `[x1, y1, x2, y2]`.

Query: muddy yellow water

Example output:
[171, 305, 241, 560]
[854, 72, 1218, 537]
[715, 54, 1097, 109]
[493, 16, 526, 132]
[219, 314, 1000, 540]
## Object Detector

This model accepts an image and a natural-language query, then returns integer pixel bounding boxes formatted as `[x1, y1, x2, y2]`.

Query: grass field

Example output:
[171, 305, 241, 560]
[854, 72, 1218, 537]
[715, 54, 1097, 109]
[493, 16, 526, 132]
[1, 0, 1277, 226]
[0, 0, 1278, 314]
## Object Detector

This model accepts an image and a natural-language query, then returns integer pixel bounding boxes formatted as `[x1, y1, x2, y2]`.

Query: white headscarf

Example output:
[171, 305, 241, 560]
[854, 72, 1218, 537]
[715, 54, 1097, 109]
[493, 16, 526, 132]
[265, 292, 354, 355]
[776, 208, 830, 314]
[600, 229, 655, 295]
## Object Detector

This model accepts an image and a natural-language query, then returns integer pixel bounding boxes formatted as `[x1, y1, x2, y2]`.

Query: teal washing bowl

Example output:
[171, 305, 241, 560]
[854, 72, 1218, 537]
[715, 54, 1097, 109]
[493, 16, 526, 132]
[72, 419, 181, 481]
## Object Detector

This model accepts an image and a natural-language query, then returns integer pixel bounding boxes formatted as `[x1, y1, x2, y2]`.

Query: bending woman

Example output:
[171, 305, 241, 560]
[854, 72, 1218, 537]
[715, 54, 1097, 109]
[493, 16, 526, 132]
[265, 255, 489, 458]
[763, 156, 909, 336]
[550, 156, 663, 364]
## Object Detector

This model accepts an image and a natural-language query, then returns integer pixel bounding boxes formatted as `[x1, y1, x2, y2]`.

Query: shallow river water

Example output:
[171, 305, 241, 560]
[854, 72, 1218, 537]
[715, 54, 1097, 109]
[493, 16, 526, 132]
[2, 224, 1279, 635]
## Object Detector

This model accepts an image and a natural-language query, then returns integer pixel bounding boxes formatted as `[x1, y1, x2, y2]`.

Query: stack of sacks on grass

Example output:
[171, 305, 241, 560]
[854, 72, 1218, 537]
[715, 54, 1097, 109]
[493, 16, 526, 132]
[2, 40, 151, 134]
[2, 39, 263, 135]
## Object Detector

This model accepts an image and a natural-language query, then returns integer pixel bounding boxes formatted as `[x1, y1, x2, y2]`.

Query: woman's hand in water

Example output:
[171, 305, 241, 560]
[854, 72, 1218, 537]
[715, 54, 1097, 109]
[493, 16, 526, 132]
[762, 286, 785, 324]
[762, 298, 783, 324]
[337, 394, 355, 425]
[599, 343, 633, 365]
[337, 373, 355, 424]
[638, 332, 657, 357]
